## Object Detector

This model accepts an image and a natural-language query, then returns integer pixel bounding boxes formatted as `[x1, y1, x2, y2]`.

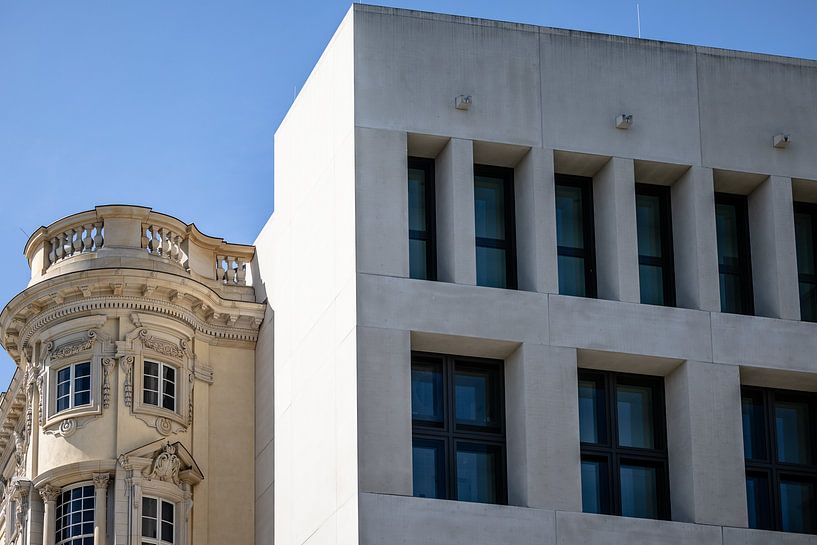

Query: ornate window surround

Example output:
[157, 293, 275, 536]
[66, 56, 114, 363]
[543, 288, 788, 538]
[37, 315, 112, 437]
[119, 314, 194, 436]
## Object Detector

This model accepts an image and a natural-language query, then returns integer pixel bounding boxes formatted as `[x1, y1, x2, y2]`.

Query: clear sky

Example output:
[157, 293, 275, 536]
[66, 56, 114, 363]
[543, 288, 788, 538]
[0, 0, 815, 387]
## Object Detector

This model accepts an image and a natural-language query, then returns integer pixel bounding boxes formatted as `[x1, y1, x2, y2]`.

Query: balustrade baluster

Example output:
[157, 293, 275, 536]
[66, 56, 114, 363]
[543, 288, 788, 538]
[49, 238, 57, 264]
[82, 225, 93, 251]
[93, 222, 104, 248]
[236, 258, 246, 284]
[148, 225, 158, 254]
[171, 234, 181, 262]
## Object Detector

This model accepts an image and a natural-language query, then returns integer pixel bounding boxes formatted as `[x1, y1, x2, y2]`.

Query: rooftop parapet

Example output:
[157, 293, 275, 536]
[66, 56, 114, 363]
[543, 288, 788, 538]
[23, 205, 254, 291]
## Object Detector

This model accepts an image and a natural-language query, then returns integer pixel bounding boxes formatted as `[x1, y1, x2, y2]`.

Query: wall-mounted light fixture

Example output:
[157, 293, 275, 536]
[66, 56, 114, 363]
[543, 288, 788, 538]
[615, 114, 633, 129]
[455, 95, 472, 111]
[773, 133, 790, 149]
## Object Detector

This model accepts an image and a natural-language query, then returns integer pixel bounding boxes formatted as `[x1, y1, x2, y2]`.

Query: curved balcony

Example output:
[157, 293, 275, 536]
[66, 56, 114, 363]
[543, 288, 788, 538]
[23, 205, 254, 292]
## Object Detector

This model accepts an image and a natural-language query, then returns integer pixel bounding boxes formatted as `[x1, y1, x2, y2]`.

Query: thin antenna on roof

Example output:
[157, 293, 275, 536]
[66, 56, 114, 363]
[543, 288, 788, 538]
[636, 3, 642, 38]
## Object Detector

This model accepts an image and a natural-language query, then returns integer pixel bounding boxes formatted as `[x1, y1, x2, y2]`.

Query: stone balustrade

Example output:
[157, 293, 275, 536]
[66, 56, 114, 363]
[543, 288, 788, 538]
[24, 206, 254, 289]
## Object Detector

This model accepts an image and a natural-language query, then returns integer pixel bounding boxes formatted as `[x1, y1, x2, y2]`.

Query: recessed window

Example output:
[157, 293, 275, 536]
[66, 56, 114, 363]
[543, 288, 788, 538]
[474, 165, 516, 289]
[578, 370, 670, 520]
[56, 484, 94, 545]
[794, 203, 817, 322]
[555, 175, 596, 297]
[144, 361, 176, 412]
[715, 193, 754, 315]
[55, 362, 91, 413]
[408, 157, 436, 280]
[411, 352, 506, 504]
[742, 387, 817, 534]
[635, 184, 675, 306]
[142, 496, 175, 545]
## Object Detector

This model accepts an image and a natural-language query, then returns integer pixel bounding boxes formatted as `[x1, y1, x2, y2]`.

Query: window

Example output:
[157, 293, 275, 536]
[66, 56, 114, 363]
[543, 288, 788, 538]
[474, 165, 516, 289]
[794, 203, 817, 322]
[555, 175, 596, 297]
[55, 362, 91, 413]
[635, 184, 675, 306]
[142, 496, 175, 545]
[411, 352, 506, 504]
[408, 157, 436, 280]
[56, 484, 94, 545]
[143, 361, 176, 412]
[715, 193, 753, 315]
[578, 370, 670, 520]
[742, 387, 817, 534]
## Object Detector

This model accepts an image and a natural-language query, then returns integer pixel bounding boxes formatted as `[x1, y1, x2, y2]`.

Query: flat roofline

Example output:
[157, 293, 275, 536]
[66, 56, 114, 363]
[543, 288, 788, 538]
[353, 3, 817, 67]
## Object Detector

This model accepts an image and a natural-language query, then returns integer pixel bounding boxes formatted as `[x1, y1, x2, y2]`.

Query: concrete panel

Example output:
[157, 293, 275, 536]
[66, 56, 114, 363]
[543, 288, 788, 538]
[357, 274, 548, 345]
[593, 157, 640, 303]
[540, 32, 701, 165]
[747, 176, 800, 319]
[697, 50, 817, 180]
[712, 312, 817, 373]
[354, 7, 542, 146]
[723, 527, 817, 545]
[436, 138, 476, 284]
[357, 327, 412, 496]
[515, 147, 559, 294]
[665, 361, 747, 527]
[555, 512, 723, 545]
[355, 127, 409, 277]
[671, 167, 721, 312]
[359, 493, 556, 545]
[506, 344, 581, 511]
[548, 294, 712, 362]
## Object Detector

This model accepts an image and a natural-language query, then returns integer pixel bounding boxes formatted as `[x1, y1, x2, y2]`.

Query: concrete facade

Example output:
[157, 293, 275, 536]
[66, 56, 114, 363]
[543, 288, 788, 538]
[255, 5, 817, 545]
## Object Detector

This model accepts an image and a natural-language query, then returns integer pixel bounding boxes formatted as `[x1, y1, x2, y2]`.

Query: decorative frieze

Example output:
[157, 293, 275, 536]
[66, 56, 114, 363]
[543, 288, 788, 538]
[143, 443, 182, 485]
[48, 330, 97, 360]
[139, 329, 185, 359]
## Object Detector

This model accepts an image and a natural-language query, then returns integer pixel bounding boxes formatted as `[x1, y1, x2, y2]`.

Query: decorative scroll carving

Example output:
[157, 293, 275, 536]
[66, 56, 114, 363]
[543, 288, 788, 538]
[188, 373, 194, 427]
[139, 329, 184, 359]
[57, 418, 77, 437]
[50, 330, 97, 360]
[156, 417, 173, 436]
[122, 355, 134, 407]
[143, 443, 181, 485]
[37, 374, 44, 426]
[13, 480, 30, 536]
[39, 484, 61, 502]
[92, 473, 110, 490]
[13, 432, 26, 475]
[102, 357, 115, 409]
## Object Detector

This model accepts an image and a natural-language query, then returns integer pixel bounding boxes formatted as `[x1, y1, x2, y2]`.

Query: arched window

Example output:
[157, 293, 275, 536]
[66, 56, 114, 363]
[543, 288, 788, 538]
[56, 483, 94, 545]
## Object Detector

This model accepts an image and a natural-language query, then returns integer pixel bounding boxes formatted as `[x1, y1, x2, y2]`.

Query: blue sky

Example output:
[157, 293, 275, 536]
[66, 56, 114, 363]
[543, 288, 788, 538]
[0, 0, 815, 386]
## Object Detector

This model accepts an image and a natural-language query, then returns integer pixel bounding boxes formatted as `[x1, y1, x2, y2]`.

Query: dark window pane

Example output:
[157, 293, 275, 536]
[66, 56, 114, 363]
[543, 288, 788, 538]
[716, 203, 740, 267]
[143, 497, 157, 518]
[409, 239, 428, 280]
[581, 458, 608, 514]
[456, 444, 498, 504]
[636, 194, 662, 258]
[795, 211, 815, 275]
[720, 272, 745, 315]
[74, 391, 90, 406]
[556, 185, 584, 249]
[746, 474, 772, 530]
[57, 396, 70, 412]
[639, 264, 665, 306]
[162, 500, 174, 522]
[75, 376, 90, 392]
[408, 168, 427, 232]
[162, 394, 175, 411]
[411, 363, 443, 423]
[800, 282, 817, 323]
[144, 361, 159, 377]
[412, 439, 445, 499]
[144, 376, 159, 392]
[144, 390, 159, 406]
[775, 400, 812, 464]
[58, 367, 71, 384]
[455, 367, 498, 428]
[162, 521, 174, 542]
[57, 381, 71, 397]
[617, 383, 655, 449]
[779, 479, 816, 534]
[75, 362, 90, 377]
[578, 379, 604, 444]
[163, 365, 176, 383]
[558, 255, 586, 297]
[741, 394, 767, 461]
[476, 246, 507, 288]
[474, 176, 505, 240]
[620, 463, 659, 519]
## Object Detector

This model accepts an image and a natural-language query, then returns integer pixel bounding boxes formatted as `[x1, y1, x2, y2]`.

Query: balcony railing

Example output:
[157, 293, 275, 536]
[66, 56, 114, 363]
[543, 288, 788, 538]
[24, 205, 254, 288]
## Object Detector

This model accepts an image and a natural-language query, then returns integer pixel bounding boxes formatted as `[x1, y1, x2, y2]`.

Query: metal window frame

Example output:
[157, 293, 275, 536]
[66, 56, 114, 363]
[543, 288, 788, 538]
[793, 202, 817, 322]
[635, 183, 676, 307]
[143, 360, 177, 412]
[55, 361, 92, 414]
[55, 482, 95, 545]
[715, 192, 755, 315]
[578, 369, 671, 520]
[474, 164, 517, 290]
[411, 351, 508, 505]
[555, 174, 597, 298]
[141, 495, 177, 545]
[408, 156, 437, 281]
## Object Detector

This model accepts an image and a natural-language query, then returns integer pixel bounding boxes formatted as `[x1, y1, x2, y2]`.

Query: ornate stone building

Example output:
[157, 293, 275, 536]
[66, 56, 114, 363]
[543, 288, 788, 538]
[0, 206, 263, 545]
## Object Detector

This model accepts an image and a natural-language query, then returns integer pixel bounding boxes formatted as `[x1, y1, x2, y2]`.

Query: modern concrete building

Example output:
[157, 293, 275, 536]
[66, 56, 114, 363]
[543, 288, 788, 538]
[253, 4, 817, 545]
[3, 4, 817, 545]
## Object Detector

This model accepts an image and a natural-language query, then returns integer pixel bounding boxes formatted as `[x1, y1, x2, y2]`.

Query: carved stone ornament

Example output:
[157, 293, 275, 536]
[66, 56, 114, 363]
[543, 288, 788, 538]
[49, 330, 97, 360]
[93, 473, 110, 490]
[102, 357, 115, 409]
[37, 374, 45, 427]
[121, 355, 135, 407]
[13, 431, 26, 475]
[39, 484, 61, 503]
[143, 443, 181, 485]
[139, 329, 185, 359]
